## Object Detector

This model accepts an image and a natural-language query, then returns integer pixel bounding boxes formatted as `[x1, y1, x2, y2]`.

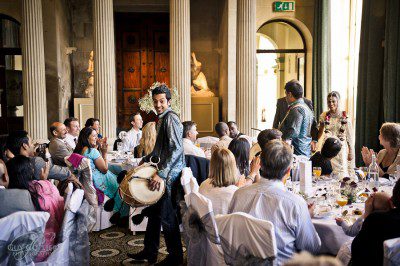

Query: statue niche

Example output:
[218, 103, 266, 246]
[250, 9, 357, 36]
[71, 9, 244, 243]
[84, 51, 94, 98]
[191, 52, 215, 97]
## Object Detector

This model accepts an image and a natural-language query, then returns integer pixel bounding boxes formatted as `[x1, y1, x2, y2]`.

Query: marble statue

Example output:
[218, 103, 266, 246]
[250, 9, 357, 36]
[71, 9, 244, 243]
[191, 52, 215, 97]
[84, 51, 94, 98]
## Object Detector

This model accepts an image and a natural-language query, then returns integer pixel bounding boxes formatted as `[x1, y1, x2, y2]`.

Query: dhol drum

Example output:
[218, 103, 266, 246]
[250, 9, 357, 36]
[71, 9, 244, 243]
[119, 162, 165, 207]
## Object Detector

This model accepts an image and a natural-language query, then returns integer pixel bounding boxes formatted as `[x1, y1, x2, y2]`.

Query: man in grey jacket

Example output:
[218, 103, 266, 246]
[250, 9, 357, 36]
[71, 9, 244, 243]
[6, 130, 73, 182]
[0, 159, 36, 218]
[48, 122, 73, 166]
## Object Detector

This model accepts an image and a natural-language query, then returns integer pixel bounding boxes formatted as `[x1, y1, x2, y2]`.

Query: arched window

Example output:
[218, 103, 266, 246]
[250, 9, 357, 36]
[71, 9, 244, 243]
[256, 20, 306, 129]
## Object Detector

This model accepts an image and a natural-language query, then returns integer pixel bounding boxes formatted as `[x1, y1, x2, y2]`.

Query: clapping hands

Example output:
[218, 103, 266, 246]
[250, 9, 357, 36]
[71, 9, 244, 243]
[361, 146, 375, 166]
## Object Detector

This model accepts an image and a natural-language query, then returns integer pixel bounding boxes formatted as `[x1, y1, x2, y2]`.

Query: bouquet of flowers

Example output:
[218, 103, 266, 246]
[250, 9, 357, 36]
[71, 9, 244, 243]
[340, 177, 358, 204]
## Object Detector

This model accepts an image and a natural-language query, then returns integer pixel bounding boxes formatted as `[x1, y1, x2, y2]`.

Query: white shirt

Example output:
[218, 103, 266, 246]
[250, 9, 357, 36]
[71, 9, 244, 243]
[229, 178, 321, 265]
[199, 178, 238, 215]
[0, 186, 5, 189]
[123, 128, 142, 152]
[183, 138, 206, 158]
[65, 133, 77, 150]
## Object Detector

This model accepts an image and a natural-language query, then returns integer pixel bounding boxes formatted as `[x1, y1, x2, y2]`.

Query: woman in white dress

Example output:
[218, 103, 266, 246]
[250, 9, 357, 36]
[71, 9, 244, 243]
[317, 91, 355, 177]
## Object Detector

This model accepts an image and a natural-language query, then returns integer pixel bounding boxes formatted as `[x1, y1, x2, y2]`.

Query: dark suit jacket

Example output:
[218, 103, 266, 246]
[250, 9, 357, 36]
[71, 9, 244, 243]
[351, 208, 400, 266]
[273, 97, 318, 141]
[0, 188, 36, 218]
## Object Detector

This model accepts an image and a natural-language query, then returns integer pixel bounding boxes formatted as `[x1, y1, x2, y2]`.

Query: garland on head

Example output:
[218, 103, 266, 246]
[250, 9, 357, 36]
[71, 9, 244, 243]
[138, 82, 181, 115]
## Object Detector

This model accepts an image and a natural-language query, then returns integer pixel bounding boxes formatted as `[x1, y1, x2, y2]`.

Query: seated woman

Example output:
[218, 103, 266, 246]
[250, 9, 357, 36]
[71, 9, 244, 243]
[74, 127, 128, 223]
[362, 122, 400, 178]
[310, 137, 342, 176]
[199, 148, 238, 215]
[134, 122, 156, 158]
[6, 155, 64, 262]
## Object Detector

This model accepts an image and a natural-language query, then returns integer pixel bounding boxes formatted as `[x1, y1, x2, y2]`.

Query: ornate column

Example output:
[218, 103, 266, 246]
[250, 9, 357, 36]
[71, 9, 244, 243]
[22, 0, 47, 140]
[93, 0, 116, 143]
[236, 0, 257, 136]
[170, 0, 191, 121]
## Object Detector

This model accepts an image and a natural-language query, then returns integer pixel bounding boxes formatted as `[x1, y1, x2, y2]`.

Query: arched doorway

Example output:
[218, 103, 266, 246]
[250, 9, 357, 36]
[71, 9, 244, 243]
[0, 14, 23, 135]
[256, 20, 306, 130]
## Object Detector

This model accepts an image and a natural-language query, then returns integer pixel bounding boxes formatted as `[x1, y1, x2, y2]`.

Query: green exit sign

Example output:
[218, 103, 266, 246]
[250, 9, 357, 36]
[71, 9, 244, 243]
[274, 1, 295, 12]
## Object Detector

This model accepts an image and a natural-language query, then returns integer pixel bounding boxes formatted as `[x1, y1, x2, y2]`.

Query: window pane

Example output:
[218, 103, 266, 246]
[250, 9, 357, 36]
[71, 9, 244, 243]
[5, 55, 23, 117]
[2, 19, 20, 48]
[257, 22, 304, 50]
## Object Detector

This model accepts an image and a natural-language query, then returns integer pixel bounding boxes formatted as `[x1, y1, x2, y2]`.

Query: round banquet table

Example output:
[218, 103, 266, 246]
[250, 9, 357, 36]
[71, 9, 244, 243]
[289, 179, 394, 255]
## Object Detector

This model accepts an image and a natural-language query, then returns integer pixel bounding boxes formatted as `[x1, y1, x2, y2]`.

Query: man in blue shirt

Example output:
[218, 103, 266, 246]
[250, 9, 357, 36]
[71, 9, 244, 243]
[279, 80, 315, 157]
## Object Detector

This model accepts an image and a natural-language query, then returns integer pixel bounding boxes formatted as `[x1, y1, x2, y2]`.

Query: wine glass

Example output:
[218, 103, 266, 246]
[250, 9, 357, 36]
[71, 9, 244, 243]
[336, 195, 348, 214]
[313, 167, 322, 180]
[117, 142, 123, 156]
[359, 167, 369, 190]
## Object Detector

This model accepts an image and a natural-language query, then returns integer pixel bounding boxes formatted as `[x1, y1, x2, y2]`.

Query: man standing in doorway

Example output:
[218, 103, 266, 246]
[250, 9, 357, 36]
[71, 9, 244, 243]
[279, 80, 315, 157]
[124, 113, 143, 152]
[128, 84, 184, 265]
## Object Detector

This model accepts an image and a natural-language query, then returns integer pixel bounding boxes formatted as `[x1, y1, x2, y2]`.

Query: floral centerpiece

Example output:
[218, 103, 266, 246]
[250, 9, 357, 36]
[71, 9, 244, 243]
[138, 82, 181, 115]
[340, 177, 358, 204]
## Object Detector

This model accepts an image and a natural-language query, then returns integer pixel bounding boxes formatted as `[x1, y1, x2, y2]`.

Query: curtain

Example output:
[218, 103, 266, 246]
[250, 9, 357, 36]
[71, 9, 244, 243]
[355, 0, 386, 165]
[383, 0, 400, 122]
[312, 0, 331, 117]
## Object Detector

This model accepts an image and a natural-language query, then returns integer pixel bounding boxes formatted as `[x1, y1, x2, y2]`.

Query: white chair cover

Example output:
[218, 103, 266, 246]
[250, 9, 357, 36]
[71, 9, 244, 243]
[180, 167, 199, 195]
[64, 182, 74, 211]
[216, 212, 277, 265]
[39, 190, 93, 266]
[64, 156, 98, 208]
[0, 211, 50, 265]
[183, 192, 225, 266]
[384, 237, 400, 266]
[336, 240, 352, 266]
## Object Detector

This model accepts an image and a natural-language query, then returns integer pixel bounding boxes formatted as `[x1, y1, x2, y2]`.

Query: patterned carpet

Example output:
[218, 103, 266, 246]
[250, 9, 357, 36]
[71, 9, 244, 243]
[89, 226, 186, 265]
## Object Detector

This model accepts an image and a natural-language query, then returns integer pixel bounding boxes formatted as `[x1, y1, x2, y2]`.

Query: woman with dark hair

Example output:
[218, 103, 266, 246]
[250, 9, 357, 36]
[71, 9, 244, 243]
[6, 155, 64, 262]
[85, 117, 102, 139]
[310, 137, 342, 176]
[74, 127, 128, 222]
[228, 137, 250, 177]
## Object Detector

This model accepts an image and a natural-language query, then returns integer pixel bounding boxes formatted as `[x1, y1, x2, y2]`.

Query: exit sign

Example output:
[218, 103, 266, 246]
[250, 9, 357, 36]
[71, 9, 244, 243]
[274, 1, 295, 12]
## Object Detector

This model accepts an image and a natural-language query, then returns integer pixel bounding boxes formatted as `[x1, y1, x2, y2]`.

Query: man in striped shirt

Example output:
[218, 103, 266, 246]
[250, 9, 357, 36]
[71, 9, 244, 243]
[229, 140, 321, 265]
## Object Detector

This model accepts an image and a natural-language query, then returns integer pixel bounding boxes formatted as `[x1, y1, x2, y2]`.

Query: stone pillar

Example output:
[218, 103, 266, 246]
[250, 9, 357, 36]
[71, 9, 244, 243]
[170, 0, 191, 121]
[22, 0, 47, 140]
[236, 0, 257, 136]
[93, 0, 116, 142]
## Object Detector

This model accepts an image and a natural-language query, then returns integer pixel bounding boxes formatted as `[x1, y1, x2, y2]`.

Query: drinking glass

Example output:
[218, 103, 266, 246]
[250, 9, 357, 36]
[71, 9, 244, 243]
[359, 167, 369, 189]
[313, 167, 322, 180]
[117, 142, 123, 155]
[336, 195, 348, 214]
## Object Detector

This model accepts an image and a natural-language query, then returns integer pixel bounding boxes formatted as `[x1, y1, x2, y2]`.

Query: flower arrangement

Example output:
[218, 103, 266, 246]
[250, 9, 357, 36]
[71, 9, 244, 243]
[340, 177, 358, 204]
[138, 82, 181, 115]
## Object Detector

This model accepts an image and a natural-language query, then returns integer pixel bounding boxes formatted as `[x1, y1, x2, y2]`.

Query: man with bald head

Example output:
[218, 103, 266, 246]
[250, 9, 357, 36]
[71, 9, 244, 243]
[49, 122, 73, 166]
[211, 122, 232, 154]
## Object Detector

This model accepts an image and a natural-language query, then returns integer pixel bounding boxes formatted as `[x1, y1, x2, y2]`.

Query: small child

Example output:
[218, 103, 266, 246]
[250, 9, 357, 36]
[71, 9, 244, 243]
[335, 192, 392, 236]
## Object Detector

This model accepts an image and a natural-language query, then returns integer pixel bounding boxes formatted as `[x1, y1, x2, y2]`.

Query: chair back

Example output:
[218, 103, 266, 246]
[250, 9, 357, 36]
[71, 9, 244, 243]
[384, 237, 400, 266]
[216, 212, 277, 265]
[0, 211, 50, 265]
[65, 155, 98, 208]
[183, 192, 225, 266]
[180, 167, 199, 195]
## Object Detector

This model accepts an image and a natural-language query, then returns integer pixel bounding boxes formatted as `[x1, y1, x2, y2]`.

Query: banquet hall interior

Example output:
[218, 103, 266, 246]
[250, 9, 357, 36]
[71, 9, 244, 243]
[0, 0, 400, 265]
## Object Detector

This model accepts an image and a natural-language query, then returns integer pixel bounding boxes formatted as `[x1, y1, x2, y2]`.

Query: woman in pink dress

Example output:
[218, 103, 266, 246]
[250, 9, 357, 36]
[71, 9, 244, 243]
[6, 155, 64, 262]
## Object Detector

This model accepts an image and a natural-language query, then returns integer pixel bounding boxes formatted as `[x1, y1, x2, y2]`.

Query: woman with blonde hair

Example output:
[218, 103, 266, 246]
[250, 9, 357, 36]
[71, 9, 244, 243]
[134, 122, 156, 158]
[199, 147, 239, 214]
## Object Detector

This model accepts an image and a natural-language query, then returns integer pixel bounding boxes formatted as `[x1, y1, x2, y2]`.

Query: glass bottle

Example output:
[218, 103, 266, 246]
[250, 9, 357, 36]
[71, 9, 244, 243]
[368, 153, 380, 189]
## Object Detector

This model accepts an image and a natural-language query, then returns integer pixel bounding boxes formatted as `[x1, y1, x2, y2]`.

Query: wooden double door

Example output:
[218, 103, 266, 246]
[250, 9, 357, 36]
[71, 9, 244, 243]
[115, 13, 170, 130]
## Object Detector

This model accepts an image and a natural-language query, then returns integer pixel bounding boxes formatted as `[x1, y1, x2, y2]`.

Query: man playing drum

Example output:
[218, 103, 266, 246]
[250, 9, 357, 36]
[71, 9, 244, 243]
[128, 84, 184, 265]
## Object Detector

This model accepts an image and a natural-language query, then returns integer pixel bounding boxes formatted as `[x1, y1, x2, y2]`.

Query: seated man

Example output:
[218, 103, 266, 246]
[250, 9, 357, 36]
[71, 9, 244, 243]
[0, 159, 36, 218]
[6, 130, 73, 182]
[64, 117, 80, 150]
[211, 122, 232, 154]
[229, 140, 321, 264]
[351, 180, 400, 265]
[182, 121, 205, 158]
[49, 122, 73, 166]
[227, 121, 253, 144]
[124, 113, 143, 152]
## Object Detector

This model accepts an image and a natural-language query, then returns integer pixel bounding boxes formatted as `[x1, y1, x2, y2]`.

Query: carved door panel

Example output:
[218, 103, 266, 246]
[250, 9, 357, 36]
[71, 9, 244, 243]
[115, 13, 169, 130]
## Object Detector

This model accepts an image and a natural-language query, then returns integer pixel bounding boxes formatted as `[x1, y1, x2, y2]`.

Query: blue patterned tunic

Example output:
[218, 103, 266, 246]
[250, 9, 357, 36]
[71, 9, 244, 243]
[279, 98, 314, 157]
